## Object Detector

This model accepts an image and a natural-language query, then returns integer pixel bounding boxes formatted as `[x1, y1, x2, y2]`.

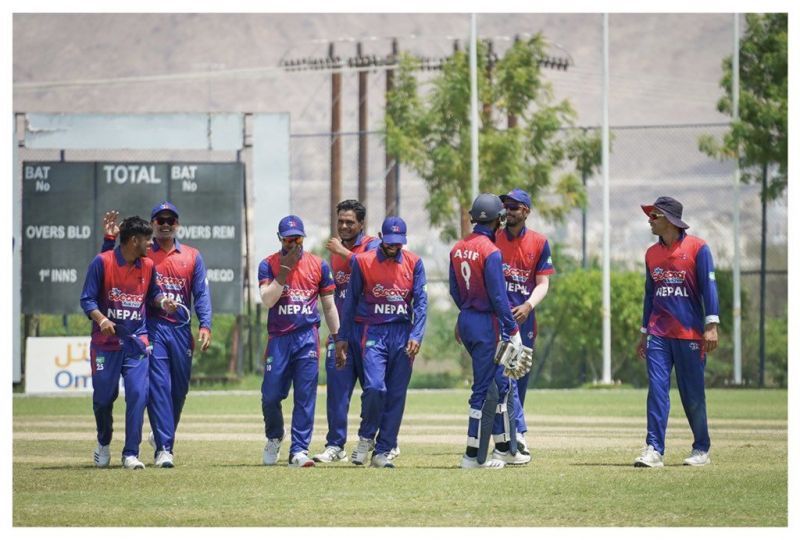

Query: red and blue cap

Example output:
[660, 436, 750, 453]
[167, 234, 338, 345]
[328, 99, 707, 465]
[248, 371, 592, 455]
[499, 188, 531, 209]
[151, 201, 179, 220]
[381, 216, 407, 245]
[278, 215, 306, 237]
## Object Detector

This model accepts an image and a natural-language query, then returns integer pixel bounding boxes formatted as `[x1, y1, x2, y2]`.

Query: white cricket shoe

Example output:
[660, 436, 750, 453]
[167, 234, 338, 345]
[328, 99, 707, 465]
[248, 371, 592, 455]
[155, 450, 175, 468]
[289, 452, 315, 468]
[122, 455, 145, 470]
[93, 444, 110, 468]
[683, 449, 711, 467]
[516, 432, 530, 456]
[633, 445, 664, 468]
[492, 448, 531, 465]
[388, 445, 400, 460]
[370, 452, 395, 468]
[147, 432, 156, 450]
[313, 446, 348, 463]
[460, 455, 505, 469]
[262, 438, 282, 466]
[351, 437, 374, 466]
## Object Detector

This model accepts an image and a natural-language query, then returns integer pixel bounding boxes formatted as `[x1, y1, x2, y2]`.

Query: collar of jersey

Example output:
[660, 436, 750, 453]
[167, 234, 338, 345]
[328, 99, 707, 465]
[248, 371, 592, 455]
[658, 230, 687, 247]
[114, 246, 142, 268]
[473, 223, 497, 242]
[503, 224, 527, 241]
[376, 246, 403, 263]
[151, 238, 182, 253]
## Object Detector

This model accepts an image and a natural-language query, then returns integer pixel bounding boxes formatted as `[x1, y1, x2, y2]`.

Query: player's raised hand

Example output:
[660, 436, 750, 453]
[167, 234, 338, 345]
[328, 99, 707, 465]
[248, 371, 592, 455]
[325, 237, 349, 258]
[103, 210, 120, 237]
[280, 243, 302, 270]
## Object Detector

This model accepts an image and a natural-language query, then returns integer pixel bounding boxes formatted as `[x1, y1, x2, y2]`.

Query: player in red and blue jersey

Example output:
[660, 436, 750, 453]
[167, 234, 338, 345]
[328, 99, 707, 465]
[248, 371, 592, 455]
[81, 216, 177, 470]
[634, 197, 719, 468]
[101, 202, 212, 469]
[496, 188, 555, 457]
[258, 215, 339, 468]
[335, 216, 427, 468]
[449, 194, 522, 469]
[313, 200, 381, 464]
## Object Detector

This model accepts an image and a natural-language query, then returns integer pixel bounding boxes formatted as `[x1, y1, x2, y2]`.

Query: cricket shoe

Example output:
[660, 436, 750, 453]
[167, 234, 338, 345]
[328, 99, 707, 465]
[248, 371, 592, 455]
[155, 450, 175, 468]
[633, 445, 664, 468]
[93, 444, 111, 468]
[122, 455, 145, 470]
[262, 437, 282, 466]
[370, 452, 395, 468]
[351, 437, 374, 466]
[683, 449, 711, 467]
[289, 452, 315, 468]
[492, 448, 531, 465]
[388, 445, 400, 460]
[460, 455, 505, 469]
[516, 432, 530, 457]
[313, 446, 348, 463]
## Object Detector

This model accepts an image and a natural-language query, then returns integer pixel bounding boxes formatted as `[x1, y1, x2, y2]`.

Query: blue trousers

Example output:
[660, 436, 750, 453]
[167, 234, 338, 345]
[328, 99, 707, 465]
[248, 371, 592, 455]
[323, 324, 364, 448]
[357, 322, 414, 455]
[146, 320, 194, 454]
[261, 326, 320, 456]
[645, 334, 710, 455]
[91, 346, 149, 458]
[458, 310, 512, 448]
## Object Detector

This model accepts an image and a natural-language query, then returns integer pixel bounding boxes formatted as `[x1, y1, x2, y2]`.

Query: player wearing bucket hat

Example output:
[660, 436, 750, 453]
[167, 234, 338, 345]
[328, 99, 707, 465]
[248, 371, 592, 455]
[634, 196, 719, 469]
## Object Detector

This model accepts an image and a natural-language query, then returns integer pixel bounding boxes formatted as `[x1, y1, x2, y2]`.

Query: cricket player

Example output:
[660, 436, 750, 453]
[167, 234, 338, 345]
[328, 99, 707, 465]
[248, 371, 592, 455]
[450, 193, 522, 469]
[101, 202, 212, 468]
[80, 216, 177, 470]
[313, 200, 381, 464]
[259, 215, 339, 468]
[335, 216, 427, 468]
[635, 196, 719, 468]
[496, 188, 555, 457]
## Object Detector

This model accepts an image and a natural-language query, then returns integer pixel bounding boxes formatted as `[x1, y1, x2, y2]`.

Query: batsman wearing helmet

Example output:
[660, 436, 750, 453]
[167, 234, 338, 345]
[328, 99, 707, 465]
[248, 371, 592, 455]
[101, 202, 212, 469]
[450, 193, 523, 469]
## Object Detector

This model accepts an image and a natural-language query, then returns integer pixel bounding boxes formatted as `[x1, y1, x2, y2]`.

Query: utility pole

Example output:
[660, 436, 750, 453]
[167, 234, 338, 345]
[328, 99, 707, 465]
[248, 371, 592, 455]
[330, 43, 342, 236]
[357, 42, 368, 222]
[385, 38, 399, 216]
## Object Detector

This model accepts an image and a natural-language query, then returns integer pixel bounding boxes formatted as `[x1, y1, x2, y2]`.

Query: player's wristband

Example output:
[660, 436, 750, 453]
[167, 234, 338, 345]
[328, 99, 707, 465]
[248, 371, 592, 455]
[159, 297, 167, 310]
[640, 326, 648, 334]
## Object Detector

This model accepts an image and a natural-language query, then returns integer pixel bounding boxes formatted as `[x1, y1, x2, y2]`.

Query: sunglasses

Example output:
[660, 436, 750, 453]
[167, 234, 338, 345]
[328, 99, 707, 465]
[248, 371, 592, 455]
[278, 234, 303, 244]
[648, 213, 665, 220]
[504, 203, 523, 211]
[155, 216, 176, 226]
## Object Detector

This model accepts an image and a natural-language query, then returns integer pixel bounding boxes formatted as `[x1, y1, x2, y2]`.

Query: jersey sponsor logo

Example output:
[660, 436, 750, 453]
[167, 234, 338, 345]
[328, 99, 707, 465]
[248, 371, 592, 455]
[651, 267, 686, 284]
[155, 272, 187, 292]
[107, 288, 144, 309]
[280, 286, 315, 302]
[371, 284, 409, 302]
[502, 263, 531, 283]
[334, 270, 350, 285]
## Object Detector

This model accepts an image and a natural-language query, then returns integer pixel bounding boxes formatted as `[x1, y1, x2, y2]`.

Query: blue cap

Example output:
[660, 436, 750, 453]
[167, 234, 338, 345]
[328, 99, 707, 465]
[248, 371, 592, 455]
[381, 216, 407, 245]
[278, 215, 306, 237]
[151, 201, 179, 220]
[500, 188, 532, 209]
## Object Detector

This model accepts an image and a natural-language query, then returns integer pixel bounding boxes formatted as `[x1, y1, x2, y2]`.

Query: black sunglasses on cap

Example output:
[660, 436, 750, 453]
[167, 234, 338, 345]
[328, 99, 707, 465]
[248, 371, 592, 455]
[155, 216, 177, 226]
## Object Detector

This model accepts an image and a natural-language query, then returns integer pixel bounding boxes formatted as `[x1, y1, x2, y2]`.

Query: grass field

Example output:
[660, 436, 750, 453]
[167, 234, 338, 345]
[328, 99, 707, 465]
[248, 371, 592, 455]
[13, 388, 787, 527]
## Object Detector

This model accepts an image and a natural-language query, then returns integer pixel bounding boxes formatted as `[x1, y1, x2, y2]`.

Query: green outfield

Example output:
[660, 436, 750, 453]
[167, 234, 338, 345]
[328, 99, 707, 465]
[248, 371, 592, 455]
[13, 388, 787, 527]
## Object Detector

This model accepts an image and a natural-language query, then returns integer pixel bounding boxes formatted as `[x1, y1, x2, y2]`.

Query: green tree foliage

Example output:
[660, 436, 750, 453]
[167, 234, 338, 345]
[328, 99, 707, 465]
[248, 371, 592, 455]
[386, 36, 599, 240]
[699, 13, 787, 200]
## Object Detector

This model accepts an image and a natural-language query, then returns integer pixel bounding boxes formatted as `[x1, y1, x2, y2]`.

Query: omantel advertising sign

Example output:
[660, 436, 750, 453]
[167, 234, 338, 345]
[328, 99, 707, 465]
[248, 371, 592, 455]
[24, 336, 123, 395]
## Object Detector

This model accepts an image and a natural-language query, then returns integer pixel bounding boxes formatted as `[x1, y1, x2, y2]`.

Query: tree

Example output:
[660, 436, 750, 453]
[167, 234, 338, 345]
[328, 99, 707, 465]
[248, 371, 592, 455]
[698, 13, 787, 386]
[386, 36, 598, 240]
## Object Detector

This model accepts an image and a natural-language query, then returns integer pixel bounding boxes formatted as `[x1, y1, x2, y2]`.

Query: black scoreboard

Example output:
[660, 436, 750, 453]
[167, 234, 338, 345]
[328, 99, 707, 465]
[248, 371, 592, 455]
[21, 161, 244, 314]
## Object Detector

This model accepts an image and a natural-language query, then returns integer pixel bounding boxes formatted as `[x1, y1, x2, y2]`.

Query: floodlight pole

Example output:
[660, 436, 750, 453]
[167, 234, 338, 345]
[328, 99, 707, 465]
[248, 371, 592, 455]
[601, 14, 612, 384]
[469, 13, 479, 200]
[732, 13, 742, 385]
